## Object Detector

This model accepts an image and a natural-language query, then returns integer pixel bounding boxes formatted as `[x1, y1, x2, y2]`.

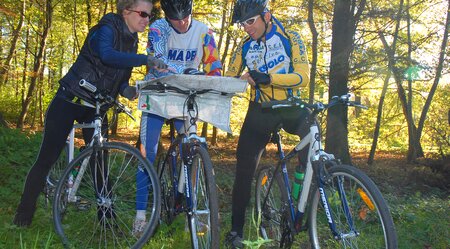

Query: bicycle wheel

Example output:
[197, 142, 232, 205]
[44, 143, 69, 208]
[53, 142, 161, 249]
[156, 152, 176, 224]
[47, 142, 69, 188]
[255, 166, 291, 248]
[187, 145, 220, 249]
[308, 164, 397, 248]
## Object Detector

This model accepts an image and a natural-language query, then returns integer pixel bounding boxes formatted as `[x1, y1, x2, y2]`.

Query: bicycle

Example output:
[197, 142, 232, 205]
[52, 79, 161, 249]
[254, 94, 398, 248]
[138, 74, 246, 249]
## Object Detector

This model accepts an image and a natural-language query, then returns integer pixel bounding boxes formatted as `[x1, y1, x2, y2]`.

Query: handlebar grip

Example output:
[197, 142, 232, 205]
[351, 101, 369, 109]
[79, 79, 97, 93]
[144, 83, 167, 92]
[261, 99, 305, 109]
[261, 100, 291, 109]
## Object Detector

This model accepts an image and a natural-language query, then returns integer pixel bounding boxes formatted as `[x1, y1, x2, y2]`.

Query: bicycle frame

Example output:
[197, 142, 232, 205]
[264, 112, 357, 238]
[67, 104, 104, 203]
[166, 95, 207, 214]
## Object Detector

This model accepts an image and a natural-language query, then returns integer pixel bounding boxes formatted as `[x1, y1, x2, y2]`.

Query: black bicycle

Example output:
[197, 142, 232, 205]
[143, 81, 221, 248]
[255, 94, 398, 248]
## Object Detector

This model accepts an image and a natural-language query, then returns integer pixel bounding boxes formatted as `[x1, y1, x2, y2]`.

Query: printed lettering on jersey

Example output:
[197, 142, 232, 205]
[167, 49, 198, 62]
[246, 39, 290, 73]
[258, 55, 286, 72]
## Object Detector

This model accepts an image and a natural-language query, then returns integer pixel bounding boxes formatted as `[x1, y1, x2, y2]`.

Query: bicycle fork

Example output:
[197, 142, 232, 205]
[315, 157, 359, 240]
[67, 156, 89, 203]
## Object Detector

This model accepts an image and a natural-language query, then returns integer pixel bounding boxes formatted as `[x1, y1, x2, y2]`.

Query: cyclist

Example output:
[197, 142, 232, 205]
[133, 0, 222, 236]
[224, 0, 310, 247]
[13, 0, 167, 227]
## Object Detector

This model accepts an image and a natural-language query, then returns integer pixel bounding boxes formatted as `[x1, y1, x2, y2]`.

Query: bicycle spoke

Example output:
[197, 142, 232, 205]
[309, 164, 397, 248]
[188, 146, 219, 249]
[255, 167, 289, 248]
[53, 143, 161, 249]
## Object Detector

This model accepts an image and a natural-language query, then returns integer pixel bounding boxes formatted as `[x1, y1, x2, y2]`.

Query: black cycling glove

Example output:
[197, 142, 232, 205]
[249, 70, 271, 86]
[183, 68, 205, 75]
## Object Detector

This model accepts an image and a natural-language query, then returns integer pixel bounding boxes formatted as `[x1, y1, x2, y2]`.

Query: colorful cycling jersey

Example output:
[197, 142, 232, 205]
[225, 23, 309, 102]
[146, 18, 222, 79]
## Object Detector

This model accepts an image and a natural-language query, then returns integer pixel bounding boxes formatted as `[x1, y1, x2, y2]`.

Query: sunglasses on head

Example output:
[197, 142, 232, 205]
[127, 9, 152, 18]
[240, 15, 260, 27]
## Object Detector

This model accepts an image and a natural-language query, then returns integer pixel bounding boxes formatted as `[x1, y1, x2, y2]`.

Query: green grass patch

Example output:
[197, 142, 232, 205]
[0, 127, 448, 248]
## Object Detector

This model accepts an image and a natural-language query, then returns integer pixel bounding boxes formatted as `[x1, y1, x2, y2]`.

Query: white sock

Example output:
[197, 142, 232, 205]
[136, 210, 146, 221]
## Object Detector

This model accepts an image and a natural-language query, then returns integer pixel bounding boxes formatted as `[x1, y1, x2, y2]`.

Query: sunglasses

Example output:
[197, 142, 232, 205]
[127, 9, 152, 19]
[240, 15, 260, 27]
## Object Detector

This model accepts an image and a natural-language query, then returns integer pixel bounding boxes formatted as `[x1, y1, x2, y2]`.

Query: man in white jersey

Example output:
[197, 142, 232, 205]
[133, 0, 222, 236]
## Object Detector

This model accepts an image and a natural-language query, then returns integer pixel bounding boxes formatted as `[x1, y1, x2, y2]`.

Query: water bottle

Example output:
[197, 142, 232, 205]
[67, 166, 79, 196]
[292, 165, 304, 201]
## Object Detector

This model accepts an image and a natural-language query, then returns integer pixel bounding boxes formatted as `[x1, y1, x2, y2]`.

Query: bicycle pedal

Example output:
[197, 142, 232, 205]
[76, 199, 91, 210]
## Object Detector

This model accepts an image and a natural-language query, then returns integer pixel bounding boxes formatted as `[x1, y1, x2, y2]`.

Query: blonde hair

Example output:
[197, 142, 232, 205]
[116, 0, 152, 15]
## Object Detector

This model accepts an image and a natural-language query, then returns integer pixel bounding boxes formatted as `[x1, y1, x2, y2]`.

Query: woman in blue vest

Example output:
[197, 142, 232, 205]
[13, 0, 167, 227]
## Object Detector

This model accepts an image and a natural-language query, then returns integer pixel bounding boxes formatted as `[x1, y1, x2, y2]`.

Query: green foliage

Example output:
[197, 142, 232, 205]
[0, 127, 41, 166]
[422, 84, 450, 155]
[241, 210, 272, 249]
[389, 194, 450, 248]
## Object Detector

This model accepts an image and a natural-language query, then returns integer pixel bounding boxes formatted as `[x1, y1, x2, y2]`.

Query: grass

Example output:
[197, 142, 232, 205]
[0, 127, 449, 248]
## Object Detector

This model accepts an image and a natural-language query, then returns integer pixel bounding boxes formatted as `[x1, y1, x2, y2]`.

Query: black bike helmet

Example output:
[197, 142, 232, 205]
[232, 0, 269, 23]
[160, 0, 193, 20]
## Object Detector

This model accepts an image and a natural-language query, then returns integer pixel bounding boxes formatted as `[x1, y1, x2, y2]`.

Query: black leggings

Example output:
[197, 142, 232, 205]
[15, 89, 107, 220]
[231, 101, 309, 236]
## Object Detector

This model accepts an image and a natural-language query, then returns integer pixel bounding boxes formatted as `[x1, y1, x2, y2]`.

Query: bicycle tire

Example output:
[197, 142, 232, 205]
[255, 166, 291, 248]
[53, 142, 161, 249]
[308, 164, 397, 248]
[44, 143, 70, 208]
[187, 145, 220, 249]
[156, 152, 176, 224]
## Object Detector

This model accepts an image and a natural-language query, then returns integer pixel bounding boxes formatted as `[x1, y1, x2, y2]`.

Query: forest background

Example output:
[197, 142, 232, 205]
[0, 0, 449, 163]
[0, 0, 449, 248]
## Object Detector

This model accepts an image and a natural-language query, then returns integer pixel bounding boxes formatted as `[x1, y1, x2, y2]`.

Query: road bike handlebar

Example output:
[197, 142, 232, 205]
[261, 94, 368, 113]
[144, 81, 231, 96]
[79, 79, 135, 121]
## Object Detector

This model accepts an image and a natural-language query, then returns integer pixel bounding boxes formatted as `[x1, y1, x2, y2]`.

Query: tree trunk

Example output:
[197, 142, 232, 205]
[404, 0, 424, 161]
[85, 0, 92, 28]
[0, 0, 26, 88]
[416, 0, 450, 150]
[0, 112, 8, 127]
[307, 0, 318, 103]
[17, 0, 53, 129]
[377, 0, 424, 162]
[220, 26, 234, 73]
[72, 0, 81, 57]
[368, 72, 390, 165]
[211, 127, 218, 146]
[201, 122, 208, 137]
[380, 32, 421, 162]
[19, 28, 30, 100]
[325, 0, 366, 164]
[217, 0, 230, 51]
[110, 110, 119, 135]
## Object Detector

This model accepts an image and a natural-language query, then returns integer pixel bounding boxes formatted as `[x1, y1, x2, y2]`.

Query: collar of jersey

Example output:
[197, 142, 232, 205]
[165, 17, 193, 34]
